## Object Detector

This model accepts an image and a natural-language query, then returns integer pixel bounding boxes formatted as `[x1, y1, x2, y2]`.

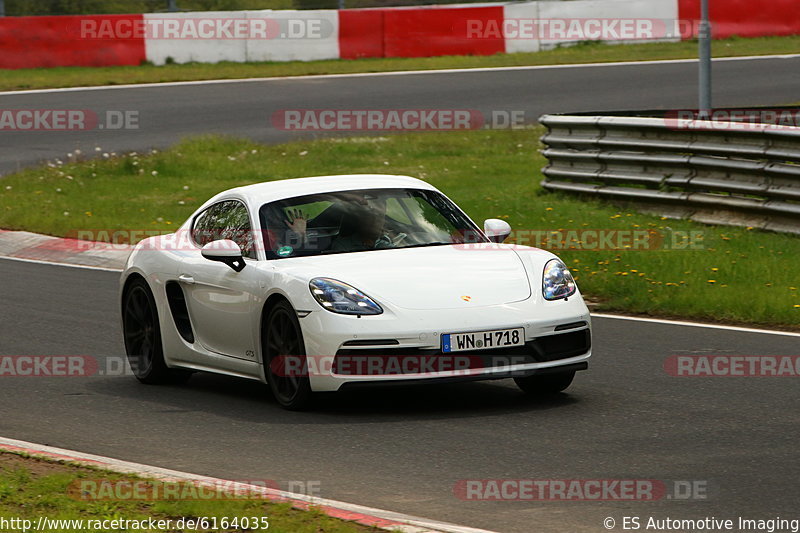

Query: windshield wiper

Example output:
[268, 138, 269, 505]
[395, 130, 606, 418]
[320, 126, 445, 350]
[398, 242, 453, 249]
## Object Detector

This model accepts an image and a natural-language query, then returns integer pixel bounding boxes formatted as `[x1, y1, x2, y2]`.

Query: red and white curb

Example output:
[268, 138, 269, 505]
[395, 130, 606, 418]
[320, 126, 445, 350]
[0, 229, 129, 271]
[0, 436, 496, 533]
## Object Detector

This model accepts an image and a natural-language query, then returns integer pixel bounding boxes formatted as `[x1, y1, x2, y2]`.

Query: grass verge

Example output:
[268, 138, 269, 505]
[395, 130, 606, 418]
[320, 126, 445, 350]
[0, 451, 384, 532]
[0, 35, 799, 92]
[0, 129, 798, 327]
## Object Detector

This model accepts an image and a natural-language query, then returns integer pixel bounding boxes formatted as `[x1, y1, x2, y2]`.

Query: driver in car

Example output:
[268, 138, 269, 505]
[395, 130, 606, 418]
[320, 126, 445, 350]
[287, 197, 398, 252]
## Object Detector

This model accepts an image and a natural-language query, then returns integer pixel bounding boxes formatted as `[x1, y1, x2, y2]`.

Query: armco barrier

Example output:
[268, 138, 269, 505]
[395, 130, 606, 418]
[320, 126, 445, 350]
[678, 0, 800, 38]
[539, 112, 800, 234]
[0, 14, 146, 69]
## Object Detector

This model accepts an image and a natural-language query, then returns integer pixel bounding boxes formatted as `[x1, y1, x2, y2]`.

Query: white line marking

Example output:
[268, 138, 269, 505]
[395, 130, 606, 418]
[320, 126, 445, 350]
[0, 255, 122, 272]
[0, 436, 496, 533]
[1, 53, 798, 96]
[592, 313, 800, 337]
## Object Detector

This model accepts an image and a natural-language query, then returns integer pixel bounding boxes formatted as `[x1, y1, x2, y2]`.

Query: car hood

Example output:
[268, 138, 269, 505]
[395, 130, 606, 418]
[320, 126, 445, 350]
[283, 245, 534, 310]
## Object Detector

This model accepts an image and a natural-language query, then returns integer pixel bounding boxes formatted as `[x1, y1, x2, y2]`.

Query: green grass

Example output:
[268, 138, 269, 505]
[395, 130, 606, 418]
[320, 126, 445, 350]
[1, 129, 798, 327]
[1, 35, 799, 91]
[0, 451, 383, 532]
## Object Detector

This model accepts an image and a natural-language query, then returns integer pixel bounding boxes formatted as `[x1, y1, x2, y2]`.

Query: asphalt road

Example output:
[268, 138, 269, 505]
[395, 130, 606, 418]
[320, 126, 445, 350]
[1, 257, 798, 532]
[1, 55, 800, 175]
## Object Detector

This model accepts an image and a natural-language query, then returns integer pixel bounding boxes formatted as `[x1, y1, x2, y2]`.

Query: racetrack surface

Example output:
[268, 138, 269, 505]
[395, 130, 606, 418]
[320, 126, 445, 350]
[1, 55, 799, 175]
[1, 258, 797, 533]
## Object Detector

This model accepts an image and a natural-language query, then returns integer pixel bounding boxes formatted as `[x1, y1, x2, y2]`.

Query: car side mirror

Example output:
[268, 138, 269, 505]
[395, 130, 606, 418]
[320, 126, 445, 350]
[484, 219, 512, 243]
[201, 240, 246, 272]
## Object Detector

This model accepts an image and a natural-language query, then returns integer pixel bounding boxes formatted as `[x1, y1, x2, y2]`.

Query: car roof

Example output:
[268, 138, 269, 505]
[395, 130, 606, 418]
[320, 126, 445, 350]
[215, 174, 438, 206]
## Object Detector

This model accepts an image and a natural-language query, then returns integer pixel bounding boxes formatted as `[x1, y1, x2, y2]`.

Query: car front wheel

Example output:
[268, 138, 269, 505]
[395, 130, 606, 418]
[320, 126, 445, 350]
[122, 278, 191, 385]
[514, 371, 575, 395]
[263, 300, 313, 410]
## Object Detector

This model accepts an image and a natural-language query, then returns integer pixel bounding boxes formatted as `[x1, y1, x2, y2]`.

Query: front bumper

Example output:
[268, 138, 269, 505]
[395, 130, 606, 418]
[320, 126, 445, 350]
[298, 295, 592, 392]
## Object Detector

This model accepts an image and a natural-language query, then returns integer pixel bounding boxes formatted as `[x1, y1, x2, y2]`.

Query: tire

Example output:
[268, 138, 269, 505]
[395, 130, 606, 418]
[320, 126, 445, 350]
[514, 371, 575, 396]
[122, 277, 191, 385]
[263, 300, 313, 410]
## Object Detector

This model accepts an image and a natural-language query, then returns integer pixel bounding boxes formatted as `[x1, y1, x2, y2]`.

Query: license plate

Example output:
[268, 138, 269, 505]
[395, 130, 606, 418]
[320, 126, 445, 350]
[441, 327, 525, 353]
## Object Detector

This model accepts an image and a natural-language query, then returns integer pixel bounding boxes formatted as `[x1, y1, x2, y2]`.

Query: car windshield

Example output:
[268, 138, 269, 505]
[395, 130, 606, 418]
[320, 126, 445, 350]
[259, 187, 487, 259]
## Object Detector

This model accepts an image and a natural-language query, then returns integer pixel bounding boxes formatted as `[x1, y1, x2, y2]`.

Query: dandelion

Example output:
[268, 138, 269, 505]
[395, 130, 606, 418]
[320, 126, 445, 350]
[56, 188, 62, 193]
[178, 200, 185, 205]
[85, 211, 92, 217]
[708, 280, 716, 284]
[545, 207, 553, 211]
[183, 185, 189, 190]
[383, 161, 389, 165]
[95, 147, 101, 152]
[157, 217, 164, 222]
[63, 211, 70, 216]
[151, 170, 158, 176]
[4, 186, 11, 191]
[102, 153, 109, 158]
[299, 151, 308, 156]
[711, 267, 719, 272]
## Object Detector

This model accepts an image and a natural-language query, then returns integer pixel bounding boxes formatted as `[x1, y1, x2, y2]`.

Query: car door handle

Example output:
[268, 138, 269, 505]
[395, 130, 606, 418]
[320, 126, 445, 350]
[178, 275, 195, 284]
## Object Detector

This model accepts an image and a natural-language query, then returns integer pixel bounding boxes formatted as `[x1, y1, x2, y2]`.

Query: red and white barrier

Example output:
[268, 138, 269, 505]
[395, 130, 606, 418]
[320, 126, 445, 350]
[678, 0, 800, 39]
[0, 0, 795, 70]
[0, 14, 145, 69]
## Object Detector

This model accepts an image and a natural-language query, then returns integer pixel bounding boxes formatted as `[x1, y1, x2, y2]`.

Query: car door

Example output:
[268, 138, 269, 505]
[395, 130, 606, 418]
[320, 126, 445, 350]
[179, 200, 262, 362]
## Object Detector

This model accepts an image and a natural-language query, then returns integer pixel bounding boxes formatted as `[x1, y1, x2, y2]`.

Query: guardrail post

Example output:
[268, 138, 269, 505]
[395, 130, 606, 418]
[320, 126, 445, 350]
[167, 0, 178, 12]
[698, 0, 713, 115]
[0, 0, 5, 17]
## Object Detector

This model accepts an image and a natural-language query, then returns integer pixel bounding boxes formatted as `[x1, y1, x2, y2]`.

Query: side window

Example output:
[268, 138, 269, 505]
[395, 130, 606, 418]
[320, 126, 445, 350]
[192, 201, 257, 260]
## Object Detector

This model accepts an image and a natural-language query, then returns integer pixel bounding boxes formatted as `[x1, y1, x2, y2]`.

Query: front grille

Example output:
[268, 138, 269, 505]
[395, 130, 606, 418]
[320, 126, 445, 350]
[333, 329, 590, 375]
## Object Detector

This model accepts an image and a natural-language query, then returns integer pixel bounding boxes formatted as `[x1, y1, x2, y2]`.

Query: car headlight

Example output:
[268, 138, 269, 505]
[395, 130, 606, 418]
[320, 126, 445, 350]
[309, 278, 383, 315]
[542, 258, 577, 301]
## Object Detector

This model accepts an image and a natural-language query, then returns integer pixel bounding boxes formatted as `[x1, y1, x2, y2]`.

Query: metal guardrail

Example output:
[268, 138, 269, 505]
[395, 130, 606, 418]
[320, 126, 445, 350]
[539, 113, 800, 234]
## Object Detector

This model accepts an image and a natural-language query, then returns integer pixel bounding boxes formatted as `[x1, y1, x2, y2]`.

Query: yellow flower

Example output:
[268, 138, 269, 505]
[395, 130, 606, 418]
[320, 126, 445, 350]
[545, 207, 553, 211]
[711, 267, 719, 272]
[708, 280, 716, 284]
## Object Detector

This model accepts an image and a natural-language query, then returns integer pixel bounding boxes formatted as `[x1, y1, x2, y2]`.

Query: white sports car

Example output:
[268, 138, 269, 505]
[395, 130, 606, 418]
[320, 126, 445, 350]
[120, 174, 591, 409]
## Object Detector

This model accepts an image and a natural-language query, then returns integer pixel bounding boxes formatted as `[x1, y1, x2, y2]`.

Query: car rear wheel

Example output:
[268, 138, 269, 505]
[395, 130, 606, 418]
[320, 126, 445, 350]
[514, 371, 575, 395]
[123, 278, 191, 385]
[264, 300, 313, 410]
